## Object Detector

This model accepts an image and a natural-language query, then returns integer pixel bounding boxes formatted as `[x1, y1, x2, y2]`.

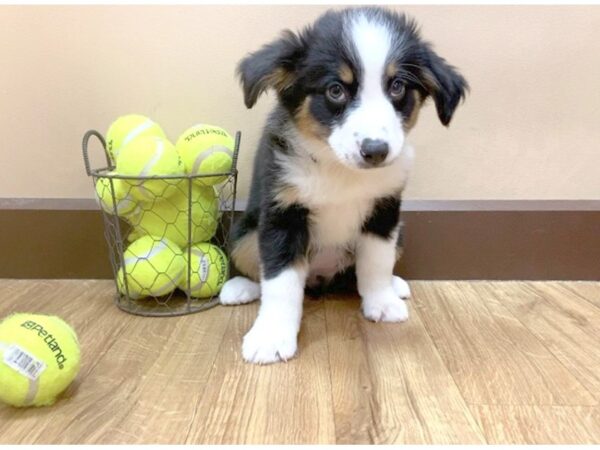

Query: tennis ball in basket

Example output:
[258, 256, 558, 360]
[106, 114, 166, 162]
[131, 185, 219, 247]
[94, 174, 139, 218]
[116, 136, 184, 202]
[0, 313, 81, 407]
[175, 124, 234, 186]
[117, 235, 185, 300]
[178, 243, 229, 298]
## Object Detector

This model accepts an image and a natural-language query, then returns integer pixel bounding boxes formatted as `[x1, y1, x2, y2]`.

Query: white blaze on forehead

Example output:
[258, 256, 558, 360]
[326, 12, 407, 169]
[350, 13, 392, 96]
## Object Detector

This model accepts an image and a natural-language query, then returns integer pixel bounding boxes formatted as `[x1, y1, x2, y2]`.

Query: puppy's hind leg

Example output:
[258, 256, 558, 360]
[220, 229, 261, 305]
[220, 277, 260, 305]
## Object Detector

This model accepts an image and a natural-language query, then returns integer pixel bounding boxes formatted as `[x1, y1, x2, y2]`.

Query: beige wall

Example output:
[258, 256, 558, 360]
[1, 5, 599, 202]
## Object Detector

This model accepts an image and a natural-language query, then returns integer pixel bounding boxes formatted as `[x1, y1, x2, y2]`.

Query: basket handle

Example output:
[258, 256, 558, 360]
[82, 129, 111, 176]
[231, 131, 241, 174]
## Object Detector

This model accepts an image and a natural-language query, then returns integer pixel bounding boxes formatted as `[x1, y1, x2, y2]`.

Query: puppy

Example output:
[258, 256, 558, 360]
[220, 6, 467, 364]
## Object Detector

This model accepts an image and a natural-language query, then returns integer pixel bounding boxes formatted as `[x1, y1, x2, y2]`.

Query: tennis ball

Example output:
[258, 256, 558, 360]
[130, 184, 219, 247]
[106, 114, 166, 162]
[117, 235, 185, 300]
[178, 243, 229, 298]
[116, 136, 184, 202]
[175, 124, 234, 186]
[94, 174, 139, 218]
[0, 313, 81, 407]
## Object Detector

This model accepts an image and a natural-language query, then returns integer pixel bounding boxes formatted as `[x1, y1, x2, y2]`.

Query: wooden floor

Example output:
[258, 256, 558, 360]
[0, 280, 599, 444]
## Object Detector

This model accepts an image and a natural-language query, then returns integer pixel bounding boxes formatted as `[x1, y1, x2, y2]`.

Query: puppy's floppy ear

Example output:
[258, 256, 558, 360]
[237, 29, 308, 109]
[419, 45, 468, 126]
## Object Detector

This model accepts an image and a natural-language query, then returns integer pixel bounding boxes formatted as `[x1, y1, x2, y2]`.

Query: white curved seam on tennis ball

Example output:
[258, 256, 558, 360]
[116, 196, 135, 215]
[121, 119, 155, 150]
[191, 145, 233, 175]
[134, 139, 165, 201]
[153, 267, 185, 295]
[140, 139, 165, 177]
[24, 375, 39, 406]
[0, 341, 39, 406]
[123, 241, 168, 266]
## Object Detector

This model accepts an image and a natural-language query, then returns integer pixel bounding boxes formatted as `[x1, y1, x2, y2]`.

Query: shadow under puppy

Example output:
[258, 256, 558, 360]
[220, 6, 467, 364]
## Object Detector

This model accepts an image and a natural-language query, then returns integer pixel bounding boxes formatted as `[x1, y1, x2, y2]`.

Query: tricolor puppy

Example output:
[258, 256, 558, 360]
[220, 7, 467, 364]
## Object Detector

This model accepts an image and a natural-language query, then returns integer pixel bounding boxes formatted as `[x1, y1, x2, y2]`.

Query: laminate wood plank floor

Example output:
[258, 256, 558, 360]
[0, 280, 598, 444]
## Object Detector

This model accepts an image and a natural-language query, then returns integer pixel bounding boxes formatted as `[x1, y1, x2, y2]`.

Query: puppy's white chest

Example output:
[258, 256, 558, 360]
[310, 201, 371, 247]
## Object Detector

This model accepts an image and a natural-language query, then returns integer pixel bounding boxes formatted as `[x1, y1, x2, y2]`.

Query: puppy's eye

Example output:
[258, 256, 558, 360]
[326, 83, 347, 104]
[389, 78, 405, 99]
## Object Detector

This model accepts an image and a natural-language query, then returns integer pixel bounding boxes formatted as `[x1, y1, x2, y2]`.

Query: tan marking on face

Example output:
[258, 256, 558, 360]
[231, 230, 260, 281]
[404, 91, 424, 131]
[386, 61, 398, 78]
[339, 63, 354, 84]
[295, 98, 329, 141]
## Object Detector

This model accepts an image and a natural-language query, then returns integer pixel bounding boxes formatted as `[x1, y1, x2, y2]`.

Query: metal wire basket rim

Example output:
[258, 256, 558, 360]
[90, 167, 238, 180]
[83, 128, 242, 177]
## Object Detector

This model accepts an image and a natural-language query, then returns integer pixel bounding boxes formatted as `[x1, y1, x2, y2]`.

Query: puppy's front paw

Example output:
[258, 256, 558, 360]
[392, 275, 411, 300]
[362, 289, 409, 322]
[242, 320, 298, 364]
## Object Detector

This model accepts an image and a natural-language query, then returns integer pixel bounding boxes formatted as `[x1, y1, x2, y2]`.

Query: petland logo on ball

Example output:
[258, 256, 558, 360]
[20, 320, 67, 369]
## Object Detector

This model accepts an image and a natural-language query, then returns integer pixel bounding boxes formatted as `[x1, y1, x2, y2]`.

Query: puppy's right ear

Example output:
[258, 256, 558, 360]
[237, 30, 308, 108]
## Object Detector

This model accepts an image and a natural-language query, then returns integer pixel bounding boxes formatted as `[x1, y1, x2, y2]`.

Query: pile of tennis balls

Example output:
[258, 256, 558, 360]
[0, 313, 81, 408]
[94, 114, 232, 301]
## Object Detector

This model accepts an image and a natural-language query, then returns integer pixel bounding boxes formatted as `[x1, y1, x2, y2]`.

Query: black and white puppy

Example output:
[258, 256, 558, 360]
[220, 7, 467, 364]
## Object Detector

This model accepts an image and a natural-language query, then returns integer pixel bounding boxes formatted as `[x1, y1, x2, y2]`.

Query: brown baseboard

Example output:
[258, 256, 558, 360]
[0, 203, 598, 280]
[397, 210, 599, 280]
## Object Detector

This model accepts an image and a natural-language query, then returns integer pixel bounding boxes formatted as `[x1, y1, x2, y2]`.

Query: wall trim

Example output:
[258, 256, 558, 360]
[0, 203, 598, 280]
[2, 198, 600, 212]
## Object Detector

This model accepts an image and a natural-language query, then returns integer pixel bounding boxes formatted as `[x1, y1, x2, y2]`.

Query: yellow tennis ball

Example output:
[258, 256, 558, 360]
[178, 243, 229, 298]
[0, 313, 81, 407]
[131, 184, 219, 247]
[175, 124, 234, 186]
[106, 114, 166, 162]
[94, 174, 139, 218]
[117, 235, 185, 300]
[116, 136, 184, 202]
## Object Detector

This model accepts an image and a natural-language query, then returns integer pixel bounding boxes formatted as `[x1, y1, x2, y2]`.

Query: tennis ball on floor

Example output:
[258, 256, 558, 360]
[94, 174, 139, 218]
[106, 114, 166, 162]
[116, 136, 184, 202]
[117, 235, 185, 300]
[175, 124, 234, 186]
[131, 184, 219, 247]
[0, 313, 81, 407]
[178, 243, 229, 298]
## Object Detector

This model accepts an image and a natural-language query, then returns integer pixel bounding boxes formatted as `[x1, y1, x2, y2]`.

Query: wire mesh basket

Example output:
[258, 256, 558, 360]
[82, 129, 240, 317]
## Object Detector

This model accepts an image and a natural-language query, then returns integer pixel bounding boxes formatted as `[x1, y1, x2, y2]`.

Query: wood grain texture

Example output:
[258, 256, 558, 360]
[476, 281, 600, 400]
[411, 281, 595, 406]
[0, 280, 599, 444]
[325, 296, 484, 444]
[185, 299, 336, 444]
[472, 405, 600, 444]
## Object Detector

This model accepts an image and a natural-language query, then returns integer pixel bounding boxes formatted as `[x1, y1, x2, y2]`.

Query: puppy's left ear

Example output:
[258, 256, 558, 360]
[420, 45, 468, 126]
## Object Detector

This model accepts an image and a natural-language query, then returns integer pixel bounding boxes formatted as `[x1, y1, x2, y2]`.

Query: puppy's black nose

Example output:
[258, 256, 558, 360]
[360, 139, 389, 166]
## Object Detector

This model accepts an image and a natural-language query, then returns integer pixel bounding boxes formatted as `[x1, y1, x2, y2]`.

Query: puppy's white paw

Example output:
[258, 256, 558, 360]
[392, 275, 411, 300]
[242, 320, 298, 365]
[220, 276, 260, 305]
[362, 289, 409, 322]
